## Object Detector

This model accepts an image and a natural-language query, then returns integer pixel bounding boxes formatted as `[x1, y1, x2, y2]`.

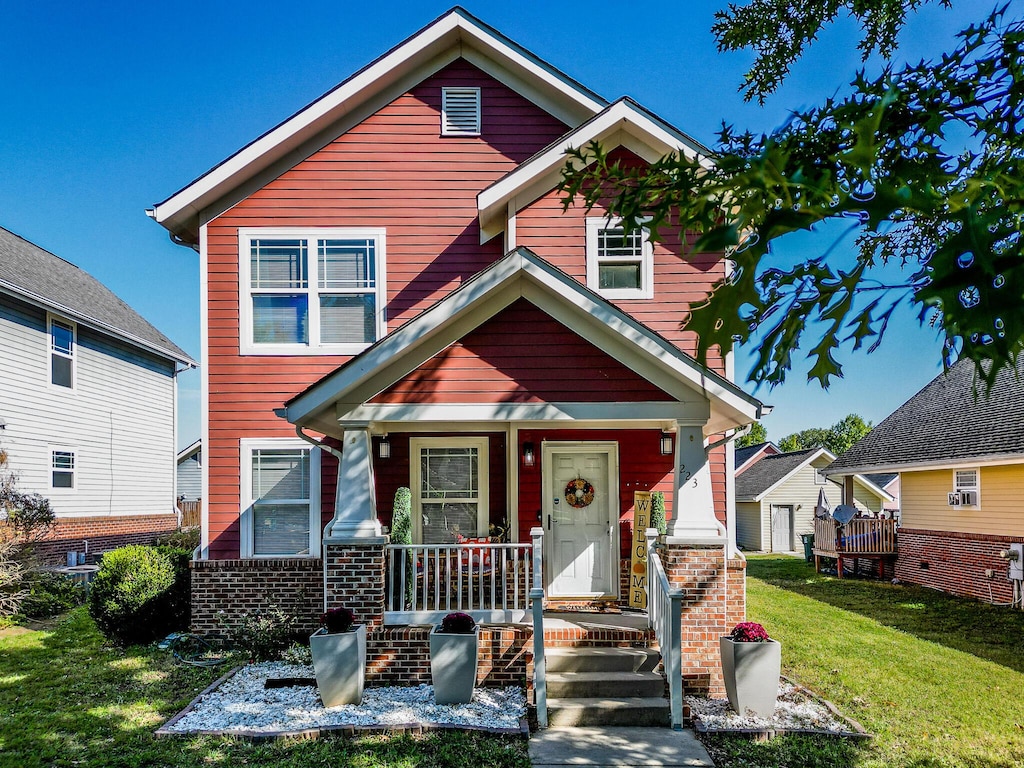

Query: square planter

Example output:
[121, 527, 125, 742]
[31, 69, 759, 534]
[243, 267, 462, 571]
[429, 624, 479, 704]
[310, 624, 366, 707]
[719, 637, 781, 717]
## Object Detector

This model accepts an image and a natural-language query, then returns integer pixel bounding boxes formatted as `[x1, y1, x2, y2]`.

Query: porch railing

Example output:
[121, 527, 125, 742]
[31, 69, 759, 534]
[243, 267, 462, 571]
[813, 517, 898, 556]
[384, 540, 534, 625]
[530, 527, 547, 729]
[646, 530, 683, 730]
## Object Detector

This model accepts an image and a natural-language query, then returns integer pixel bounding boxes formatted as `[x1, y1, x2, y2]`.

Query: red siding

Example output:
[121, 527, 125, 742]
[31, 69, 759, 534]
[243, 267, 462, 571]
[371, 298, 675, 404]
[516, 147, 726, 364]
[204, 60, 569, 557]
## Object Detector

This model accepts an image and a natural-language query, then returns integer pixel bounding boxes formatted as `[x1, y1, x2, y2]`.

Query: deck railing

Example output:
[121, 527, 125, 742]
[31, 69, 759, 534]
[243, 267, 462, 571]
[529, 527, 547, 729]
[383, 540, 534, 625]
[177, 500, 201, 528]
[645, 530, 683, 730]
[813, 517, 898, 556]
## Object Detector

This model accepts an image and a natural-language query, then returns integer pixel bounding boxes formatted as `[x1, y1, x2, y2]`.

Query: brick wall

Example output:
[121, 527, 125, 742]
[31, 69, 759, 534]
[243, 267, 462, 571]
[896, 528, 1023, 603]
[22, 514, 179, 565]
[661, 543, 746, 697]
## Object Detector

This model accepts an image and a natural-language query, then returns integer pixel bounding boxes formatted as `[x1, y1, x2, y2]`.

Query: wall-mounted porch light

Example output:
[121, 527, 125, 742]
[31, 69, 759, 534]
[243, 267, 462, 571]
[660, 432, 674, 455]
[377, 435, 391, 459]
[522, 441, 535, 467]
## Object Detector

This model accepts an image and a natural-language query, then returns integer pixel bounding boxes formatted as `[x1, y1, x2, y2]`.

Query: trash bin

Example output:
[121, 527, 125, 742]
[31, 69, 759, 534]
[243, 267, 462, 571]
[800, 533, 815, 562]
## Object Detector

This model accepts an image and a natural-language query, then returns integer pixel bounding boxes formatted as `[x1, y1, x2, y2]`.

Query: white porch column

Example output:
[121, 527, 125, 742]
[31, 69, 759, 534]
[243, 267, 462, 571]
[667, 424, 726, 544]
[323, 426, 384, 541]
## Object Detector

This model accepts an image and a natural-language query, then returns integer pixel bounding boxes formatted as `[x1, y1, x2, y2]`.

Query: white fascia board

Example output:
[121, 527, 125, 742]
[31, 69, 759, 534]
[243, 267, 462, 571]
[338, 401, 707, 424]
[751, 448, 834, 502]
[153, 9, 605, 242]
[176, 439, 202, 463]
[825, 452, 1024, 476]
[478, 100, 711, 242]
[853, 474, 895, 502]
[0, 282, 195, 367]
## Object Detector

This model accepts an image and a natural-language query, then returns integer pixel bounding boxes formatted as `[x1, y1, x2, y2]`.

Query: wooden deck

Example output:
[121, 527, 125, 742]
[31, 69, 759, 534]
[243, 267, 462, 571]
[812, 517, 897, 578]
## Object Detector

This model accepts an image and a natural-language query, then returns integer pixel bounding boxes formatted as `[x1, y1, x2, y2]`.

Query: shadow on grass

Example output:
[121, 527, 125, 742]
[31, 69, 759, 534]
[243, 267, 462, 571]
[700, 732, 865, 768]
[0, 608, 529, 768]
[746, 556, 1024, 674]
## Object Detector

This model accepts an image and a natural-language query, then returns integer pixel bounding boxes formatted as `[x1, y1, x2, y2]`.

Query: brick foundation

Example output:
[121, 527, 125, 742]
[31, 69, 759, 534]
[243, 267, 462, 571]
[661, 542, 746, 698]
[896, 528, 1023, 603]
[22, 514, 179, 565]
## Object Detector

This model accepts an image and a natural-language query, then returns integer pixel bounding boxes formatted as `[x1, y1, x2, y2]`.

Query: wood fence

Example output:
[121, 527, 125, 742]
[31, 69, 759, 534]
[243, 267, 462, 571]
[177, 500, 201, 529]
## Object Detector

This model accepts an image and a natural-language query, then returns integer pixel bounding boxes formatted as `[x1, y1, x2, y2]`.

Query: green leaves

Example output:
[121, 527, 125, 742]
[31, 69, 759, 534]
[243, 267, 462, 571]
[559, 8, 1024, 390]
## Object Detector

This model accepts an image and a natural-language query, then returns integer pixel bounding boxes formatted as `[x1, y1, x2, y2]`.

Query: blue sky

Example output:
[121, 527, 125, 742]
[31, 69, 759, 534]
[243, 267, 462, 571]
[0, 0, 995, 448]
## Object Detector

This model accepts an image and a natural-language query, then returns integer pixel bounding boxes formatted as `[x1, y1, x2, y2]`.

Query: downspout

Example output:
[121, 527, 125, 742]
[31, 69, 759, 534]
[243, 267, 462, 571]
[295, 426, 343, 614]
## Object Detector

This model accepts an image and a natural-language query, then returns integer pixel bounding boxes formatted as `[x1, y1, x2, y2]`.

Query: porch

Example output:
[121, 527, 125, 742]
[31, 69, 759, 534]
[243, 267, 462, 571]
[812, 517, 898, 578]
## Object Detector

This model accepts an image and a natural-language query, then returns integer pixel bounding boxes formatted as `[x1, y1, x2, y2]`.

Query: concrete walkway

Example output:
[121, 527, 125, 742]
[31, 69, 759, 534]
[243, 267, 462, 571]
[529, 726, 714, 767]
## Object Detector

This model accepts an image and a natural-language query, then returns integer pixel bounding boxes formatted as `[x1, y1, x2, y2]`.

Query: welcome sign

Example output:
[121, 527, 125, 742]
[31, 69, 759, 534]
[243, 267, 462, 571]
[629, 491, 652, 609]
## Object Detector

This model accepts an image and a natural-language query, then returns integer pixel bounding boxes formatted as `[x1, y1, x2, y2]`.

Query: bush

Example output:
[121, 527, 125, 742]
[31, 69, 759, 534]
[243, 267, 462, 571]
[221, 606, 302, 661]
[651, 492, 667, 536]
[155, 528, 200, 552]
[439, 611, 476, 634]
[88, 545, 191, 645]
[18, 571, 86, 619]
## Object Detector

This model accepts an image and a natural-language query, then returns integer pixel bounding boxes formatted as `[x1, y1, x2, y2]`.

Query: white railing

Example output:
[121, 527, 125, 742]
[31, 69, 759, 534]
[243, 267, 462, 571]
[384, 541, 534, 625]
[530, 527, 547, 729]
[646, 529, 683, 730]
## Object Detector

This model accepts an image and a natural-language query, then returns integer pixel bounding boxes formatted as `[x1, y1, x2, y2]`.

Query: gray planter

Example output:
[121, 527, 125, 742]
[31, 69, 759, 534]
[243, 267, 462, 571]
[310, 624, 366, 706]
[719, 637, 781, 717]
[429, 624, 479, 704]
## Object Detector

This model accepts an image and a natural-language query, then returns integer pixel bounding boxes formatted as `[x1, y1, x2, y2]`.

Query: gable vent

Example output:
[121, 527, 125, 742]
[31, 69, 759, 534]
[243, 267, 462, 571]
[441, 87, 481, 136]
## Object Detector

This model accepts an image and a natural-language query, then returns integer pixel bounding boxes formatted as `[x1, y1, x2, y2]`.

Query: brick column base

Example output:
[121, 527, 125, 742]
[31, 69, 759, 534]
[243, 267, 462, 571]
[661, 543, 746, 697]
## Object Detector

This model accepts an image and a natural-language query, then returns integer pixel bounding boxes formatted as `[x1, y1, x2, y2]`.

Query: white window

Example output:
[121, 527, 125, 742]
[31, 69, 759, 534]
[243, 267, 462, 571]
[441, 87, 481, 136]
[585, 217, 654, 299]
[953, 468, 980, 507]
[51, 449, 75, 489]
[814, 468, 827, 485]
[49, 315, 75, 388]
[239, 228, 386, 354]
[410, 437, 489, 544]
[240, 439, 321, 557]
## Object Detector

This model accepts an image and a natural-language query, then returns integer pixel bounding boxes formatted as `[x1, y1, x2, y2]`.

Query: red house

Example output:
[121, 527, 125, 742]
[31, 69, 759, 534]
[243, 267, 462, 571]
[151, 8, 765, 719]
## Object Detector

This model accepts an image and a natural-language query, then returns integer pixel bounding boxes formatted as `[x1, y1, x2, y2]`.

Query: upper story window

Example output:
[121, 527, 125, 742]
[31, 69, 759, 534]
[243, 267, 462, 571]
[441, 87, 481, 136]
[51, 449, 75, 489]
[49, 315, 75, 388]
[240, 439, 320, 558]
[953, 468, 980, 507]
[814, 468, 827, 485]
[585, 217, 654, 300]
[239, 229, 386, 355]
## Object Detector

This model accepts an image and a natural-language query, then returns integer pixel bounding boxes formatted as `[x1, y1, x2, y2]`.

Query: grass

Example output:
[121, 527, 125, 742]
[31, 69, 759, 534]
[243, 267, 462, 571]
[702, 555, 1024, 768]
[0, 607, 529, 768]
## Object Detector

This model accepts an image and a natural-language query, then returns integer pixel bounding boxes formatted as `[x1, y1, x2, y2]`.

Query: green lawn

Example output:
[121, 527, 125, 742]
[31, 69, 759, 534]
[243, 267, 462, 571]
[702, 555, 1024, 768]
[0, 608, 528, 768]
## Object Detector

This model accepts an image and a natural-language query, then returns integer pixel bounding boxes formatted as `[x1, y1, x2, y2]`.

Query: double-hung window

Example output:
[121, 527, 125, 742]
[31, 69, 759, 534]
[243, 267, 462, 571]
[410, 437, 489, 544]
[241, 229, 386, 354]
[241, 439, 320, 557]
[51, 449, 75, 489]
[953, 468, 980, 507]
[585, 217, 654, 299]
[49, 315, 75, 388]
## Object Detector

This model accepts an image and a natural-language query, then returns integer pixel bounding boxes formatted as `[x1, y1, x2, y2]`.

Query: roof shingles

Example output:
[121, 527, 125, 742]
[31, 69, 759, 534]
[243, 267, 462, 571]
[735, 449, 817, 500]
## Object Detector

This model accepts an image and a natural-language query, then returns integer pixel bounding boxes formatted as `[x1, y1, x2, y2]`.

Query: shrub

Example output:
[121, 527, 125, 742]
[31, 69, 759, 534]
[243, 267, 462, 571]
[439, 611, 476, 634]
[0, 539, 26, 617]
[389, 487, 414, 609]
[88, 545, 190, 645]
[650, 492, 667, 536]
[155, 528, 200, 552]
[221, 606, 302, 660]
[18, 571, 86, 619]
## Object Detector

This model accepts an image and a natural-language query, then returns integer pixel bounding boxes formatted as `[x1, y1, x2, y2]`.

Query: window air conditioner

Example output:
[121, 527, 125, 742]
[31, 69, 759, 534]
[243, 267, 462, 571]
[947, 492, 961, 506]
[959, 490, 977, 505]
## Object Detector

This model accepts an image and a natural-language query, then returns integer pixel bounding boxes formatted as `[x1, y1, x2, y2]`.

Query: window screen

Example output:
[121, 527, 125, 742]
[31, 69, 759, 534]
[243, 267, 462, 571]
[251, 448, 311, 555]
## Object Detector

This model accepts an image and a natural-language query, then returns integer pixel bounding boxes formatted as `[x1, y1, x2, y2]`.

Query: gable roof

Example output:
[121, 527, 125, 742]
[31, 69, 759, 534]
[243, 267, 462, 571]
[177, 439, 202, 464]
[150, 7, 608, 245]
[735, 447, 892, 503]
[477, 97, 711, 242]
[735, 441, 780, 474]
[0, 226, 194, 365]
[864, 472, 898, 490]
[828, 355, 1024, 474]
[284, 247, 765, 435]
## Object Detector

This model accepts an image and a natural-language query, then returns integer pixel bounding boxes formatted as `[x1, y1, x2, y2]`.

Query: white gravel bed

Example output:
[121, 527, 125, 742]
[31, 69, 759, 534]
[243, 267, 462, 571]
[687, 681, 858, 734]
[164, 661, 526, 734]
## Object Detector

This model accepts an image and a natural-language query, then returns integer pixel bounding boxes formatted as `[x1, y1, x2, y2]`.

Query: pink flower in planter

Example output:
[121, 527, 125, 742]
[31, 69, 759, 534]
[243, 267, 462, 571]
[729, 621, 770, 642]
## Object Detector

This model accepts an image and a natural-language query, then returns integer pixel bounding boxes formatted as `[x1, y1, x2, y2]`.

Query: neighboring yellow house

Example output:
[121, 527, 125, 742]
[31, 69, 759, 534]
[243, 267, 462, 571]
[735, 445, 891, 552]
[827, 356, 1024, 604]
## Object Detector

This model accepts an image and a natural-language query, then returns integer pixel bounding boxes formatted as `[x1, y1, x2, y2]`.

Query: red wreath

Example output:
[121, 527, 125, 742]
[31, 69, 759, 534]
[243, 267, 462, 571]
[565, 478, 596, 508]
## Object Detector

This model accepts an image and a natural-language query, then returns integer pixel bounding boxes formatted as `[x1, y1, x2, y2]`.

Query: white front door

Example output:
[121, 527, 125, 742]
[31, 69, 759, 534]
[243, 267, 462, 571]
[542, 443, 618, 598]
[771, 505, 793, 551]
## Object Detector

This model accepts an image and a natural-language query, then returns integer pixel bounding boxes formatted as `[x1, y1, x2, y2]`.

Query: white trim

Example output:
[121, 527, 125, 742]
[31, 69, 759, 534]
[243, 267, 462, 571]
[585, 216, 654, 300]
[46, 312, 76, 392]
[953, 467, 981, 509]
[48, 445, 76, 491]
[339, 402, 707, 423]
[237, 227, 387, 355]
[735, 442, 780, 475]
[441, 86, 481, 136]
[176, 439, 202, 464]
[199, 224, 211, 560]
[409, 436, 490, 543]
[826, 452, 1024, 476]
[743, 447, 892, 504]
[239, 437, 322, 559]
[477, 99, 711, 242]
[152, 8, 606, 242]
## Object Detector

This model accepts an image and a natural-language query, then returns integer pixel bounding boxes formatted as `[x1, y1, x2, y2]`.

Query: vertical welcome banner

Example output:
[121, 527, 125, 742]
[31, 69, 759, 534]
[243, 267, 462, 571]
[630, 491, 652, 609]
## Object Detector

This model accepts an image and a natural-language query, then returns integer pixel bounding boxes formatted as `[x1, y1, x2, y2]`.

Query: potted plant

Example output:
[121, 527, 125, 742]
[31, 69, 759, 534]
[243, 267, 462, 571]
[429, 611, 478, 704]
[309, 605, 365, 706]
[719, 621, 781, 717]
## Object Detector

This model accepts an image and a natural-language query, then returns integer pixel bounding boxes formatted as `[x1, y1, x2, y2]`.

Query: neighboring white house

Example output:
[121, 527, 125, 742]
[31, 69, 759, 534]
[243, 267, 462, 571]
[0, 226, 195, 562]
[176, 440, 202, 502]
